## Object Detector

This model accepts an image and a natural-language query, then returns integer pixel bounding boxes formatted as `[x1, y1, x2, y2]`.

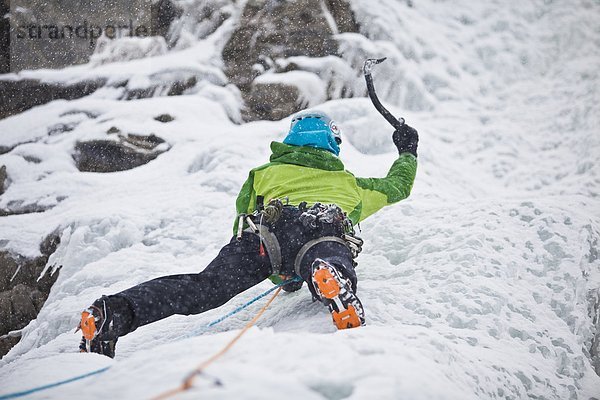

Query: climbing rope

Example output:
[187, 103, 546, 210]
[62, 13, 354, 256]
[0, 366, 111, 400]
[0, 277, 301, 400]
[152, 285, 285, 400]
[187, 276, 299, 337]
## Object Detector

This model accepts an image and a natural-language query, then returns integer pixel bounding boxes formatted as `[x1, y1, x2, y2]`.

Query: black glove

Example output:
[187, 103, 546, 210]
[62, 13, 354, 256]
[392, 124, 418, 157]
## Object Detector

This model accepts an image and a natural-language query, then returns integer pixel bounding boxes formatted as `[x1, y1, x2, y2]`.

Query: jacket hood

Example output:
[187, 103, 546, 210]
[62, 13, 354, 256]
[269, 142, 345, 171]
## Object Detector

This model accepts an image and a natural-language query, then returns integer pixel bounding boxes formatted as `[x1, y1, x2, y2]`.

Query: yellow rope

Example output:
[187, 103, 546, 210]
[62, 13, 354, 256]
[152, 287, 283, 400]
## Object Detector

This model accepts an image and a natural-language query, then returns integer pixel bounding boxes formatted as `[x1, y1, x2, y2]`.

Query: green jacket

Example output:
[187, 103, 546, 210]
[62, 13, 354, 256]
[234, 142, 417, 233]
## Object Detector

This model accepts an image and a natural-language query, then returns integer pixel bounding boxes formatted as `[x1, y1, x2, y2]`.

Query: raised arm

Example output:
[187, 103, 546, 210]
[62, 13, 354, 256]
[354, 124, 419, 222]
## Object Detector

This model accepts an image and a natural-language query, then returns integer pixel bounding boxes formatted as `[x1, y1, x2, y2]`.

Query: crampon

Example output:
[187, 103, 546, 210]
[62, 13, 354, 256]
[311, 259, 365, 329]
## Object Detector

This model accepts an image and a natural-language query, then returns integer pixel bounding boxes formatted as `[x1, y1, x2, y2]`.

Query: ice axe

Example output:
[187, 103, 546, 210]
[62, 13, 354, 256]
[363, 58, 405, 130]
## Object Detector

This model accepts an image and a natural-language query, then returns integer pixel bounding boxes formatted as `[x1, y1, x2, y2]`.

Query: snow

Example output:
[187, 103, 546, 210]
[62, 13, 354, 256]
[255, 71, 328, 108]
[90, 36, 169, 66]
[276, 56, 362, 100]
[1, 0, 600, 399]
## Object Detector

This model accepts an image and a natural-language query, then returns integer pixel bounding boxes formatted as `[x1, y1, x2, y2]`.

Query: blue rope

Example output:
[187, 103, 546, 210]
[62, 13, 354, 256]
[0, 366, 111, 400]
[188, 276, 302, 336]
[0, 276, 301, 400]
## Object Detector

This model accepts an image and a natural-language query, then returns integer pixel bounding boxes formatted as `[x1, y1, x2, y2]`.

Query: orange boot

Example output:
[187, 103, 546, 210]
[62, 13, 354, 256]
[311, 259, 365, 329]
[76, 300, 117, 358]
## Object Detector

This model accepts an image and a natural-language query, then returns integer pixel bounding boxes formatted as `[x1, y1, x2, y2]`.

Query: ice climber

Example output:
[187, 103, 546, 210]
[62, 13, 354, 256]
[78, 110, 418, 357]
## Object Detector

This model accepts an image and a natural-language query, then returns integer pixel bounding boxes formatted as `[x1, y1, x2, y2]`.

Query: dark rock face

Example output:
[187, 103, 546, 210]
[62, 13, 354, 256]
[8, 0, 153, 71]
[0, 165, 6, 195]
[121, 76, 198, 100]
[223, 0, 337, 90]
[47, 122, 78, 136]
[0, 78, 106, 120]
[151, 0, 183, 39]
[0, 0, 8, 74]
[245, 81, 303, 121]
[73, 134, 168, 173]
[326, 0, 360, 33]
[0, 0, 184, 120]
[222, 0, 358, 121]
[0, 73, 202, 121]
[589, 289, 600, 375]
[167, 77, 198, 96]
[154, 113, 175, 123]
[0, 200, 57, 217]
[0, 233, 60, 358]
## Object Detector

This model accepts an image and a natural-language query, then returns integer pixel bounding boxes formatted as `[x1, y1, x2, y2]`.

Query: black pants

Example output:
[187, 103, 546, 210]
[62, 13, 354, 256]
[103, 207, 357, 338]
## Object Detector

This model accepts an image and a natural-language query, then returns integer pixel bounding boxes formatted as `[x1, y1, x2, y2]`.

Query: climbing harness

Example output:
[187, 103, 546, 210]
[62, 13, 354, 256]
[239, 200, 364, 280]
[296, 202, 364, 269]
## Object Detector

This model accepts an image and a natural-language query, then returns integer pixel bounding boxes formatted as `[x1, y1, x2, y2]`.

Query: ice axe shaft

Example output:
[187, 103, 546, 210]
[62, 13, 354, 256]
[363, 58, 405, 130]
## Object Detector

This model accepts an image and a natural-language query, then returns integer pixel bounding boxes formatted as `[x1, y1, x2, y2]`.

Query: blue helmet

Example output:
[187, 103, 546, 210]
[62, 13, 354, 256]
[283, 110, 342, 156]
